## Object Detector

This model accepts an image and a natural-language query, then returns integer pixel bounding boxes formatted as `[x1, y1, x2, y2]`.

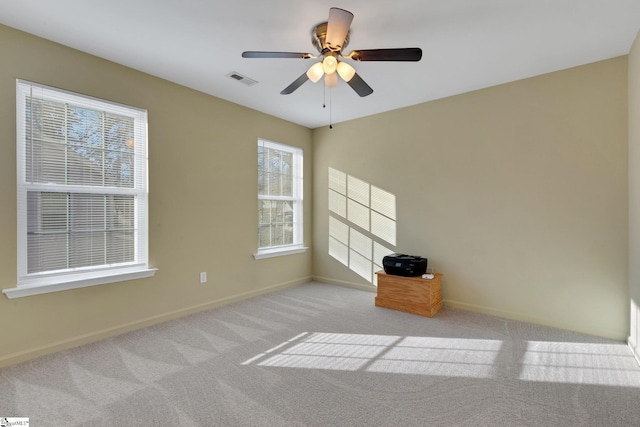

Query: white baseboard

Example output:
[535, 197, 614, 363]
[444, 298, 542, 324]
[629, 338, 640, 368]
[0, 276, 311, 368]
[6, 276, 627, 368]
[313, 279, 625, 340]
[445, 298, 626, 341]
[314, 278, 624, 339]
[312, 276, 376, 293]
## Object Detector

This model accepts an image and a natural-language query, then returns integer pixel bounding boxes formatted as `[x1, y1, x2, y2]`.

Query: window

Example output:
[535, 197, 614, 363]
[255, 139, 306, 259]
[4, 80, 156, 299]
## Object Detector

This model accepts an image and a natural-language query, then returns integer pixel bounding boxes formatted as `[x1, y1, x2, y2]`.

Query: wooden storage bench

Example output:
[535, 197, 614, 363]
[375, 271, 443, 317]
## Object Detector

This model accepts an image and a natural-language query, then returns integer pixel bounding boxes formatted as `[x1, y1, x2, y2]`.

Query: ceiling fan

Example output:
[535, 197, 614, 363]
[242, 7, 422, 97]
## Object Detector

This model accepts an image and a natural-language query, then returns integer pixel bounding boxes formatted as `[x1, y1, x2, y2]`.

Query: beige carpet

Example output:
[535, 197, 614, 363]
[1, 282, 640, 426]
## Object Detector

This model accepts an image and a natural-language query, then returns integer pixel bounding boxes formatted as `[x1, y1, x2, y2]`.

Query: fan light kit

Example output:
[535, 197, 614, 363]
[242, 7, 422, 98]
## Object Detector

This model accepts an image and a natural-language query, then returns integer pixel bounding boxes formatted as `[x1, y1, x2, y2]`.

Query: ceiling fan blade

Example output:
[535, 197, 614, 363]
[346, 72, 373, 97]
[242, 51, 315, 59]
[280, 73, 310, 95]
[325, 7, 353, 51]
[347, 48, 423, 62]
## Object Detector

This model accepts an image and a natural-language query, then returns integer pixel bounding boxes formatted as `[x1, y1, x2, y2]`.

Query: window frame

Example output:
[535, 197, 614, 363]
[4, 80, 156, 299]
[254, 138, 307, 259]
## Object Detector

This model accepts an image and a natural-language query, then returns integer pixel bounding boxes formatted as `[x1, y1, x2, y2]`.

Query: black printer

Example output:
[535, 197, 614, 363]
[382, 253, 427, 277]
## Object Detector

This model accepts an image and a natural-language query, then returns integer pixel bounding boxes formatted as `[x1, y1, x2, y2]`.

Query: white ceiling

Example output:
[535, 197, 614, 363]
[1, 0, 640, 129]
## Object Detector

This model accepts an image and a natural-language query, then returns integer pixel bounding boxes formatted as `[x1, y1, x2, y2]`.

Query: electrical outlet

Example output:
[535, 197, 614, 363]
[200, 272, 207, 283]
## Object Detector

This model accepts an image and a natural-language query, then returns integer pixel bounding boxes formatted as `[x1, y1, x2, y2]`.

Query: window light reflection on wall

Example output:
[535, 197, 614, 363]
[328, 167, 396, 284]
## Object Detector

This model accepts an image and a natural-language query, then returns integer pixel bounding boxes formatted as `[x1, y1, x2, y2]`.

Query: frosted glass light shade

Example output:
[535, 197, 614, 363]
[337, 61, 356, 82]
[325, 72, 338, 88]
[306, 62, 324, 83]
[323, 55, 338, 75]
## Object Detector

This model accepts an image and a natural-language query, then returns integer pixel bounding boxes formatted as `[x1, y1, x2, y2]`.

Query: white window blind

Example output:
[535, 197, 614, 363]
[8, 80, 154, 297]
[256, 139, 305, 258]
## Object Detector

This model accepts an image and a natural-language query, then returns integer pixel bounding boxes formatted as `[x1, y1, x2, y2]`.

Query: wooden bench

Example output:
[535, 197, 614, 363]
[375, 271, 443, 317]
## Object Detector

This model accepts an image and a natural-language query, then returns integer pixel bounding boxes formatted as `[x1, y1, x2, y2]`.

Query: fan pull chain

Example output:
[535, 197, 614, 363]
[322, 85, 333, 129]
[322, 84, 326, 108]
[329, 89, 333, 129]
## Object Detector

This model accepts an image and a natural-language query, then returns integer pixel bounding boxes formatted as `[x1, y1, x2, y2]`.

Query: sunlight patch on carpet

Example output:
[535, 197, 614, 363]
[243, 332, 640, 387]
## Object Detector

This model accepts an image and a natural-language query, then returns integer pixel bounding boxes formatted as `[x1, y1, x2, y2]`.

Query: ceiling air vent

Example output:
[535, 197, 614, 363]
[227, 72, 258, 86]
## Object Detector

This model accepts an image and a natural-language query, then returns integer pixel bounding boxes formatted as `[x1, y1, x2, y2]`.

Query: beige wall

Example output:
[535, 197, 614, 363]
[0, 24, 313, 367]
[313, 57, 629, 340]
[629, 30, 640, 360]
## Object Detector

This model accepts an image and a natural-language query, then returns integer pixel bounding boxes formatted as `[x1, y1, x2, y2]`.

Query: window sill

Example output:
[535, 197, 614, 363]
[3, 267, 158, 299]
[253, 246, 308, 260]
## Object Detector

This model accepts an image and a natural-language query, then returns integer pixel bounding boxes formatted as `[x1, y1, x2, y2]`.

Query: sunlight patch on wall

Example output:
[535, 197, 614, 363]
[328, 217, 349, 266]
[328, 188, 347, 218]
[371, 210, 395, 246]
[349, 228, 372, 259]
[371, 186, 396, 220]
[328, 167, 396, 284]
[349, 249, 372, 282]
[348, 199, 370, 231]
